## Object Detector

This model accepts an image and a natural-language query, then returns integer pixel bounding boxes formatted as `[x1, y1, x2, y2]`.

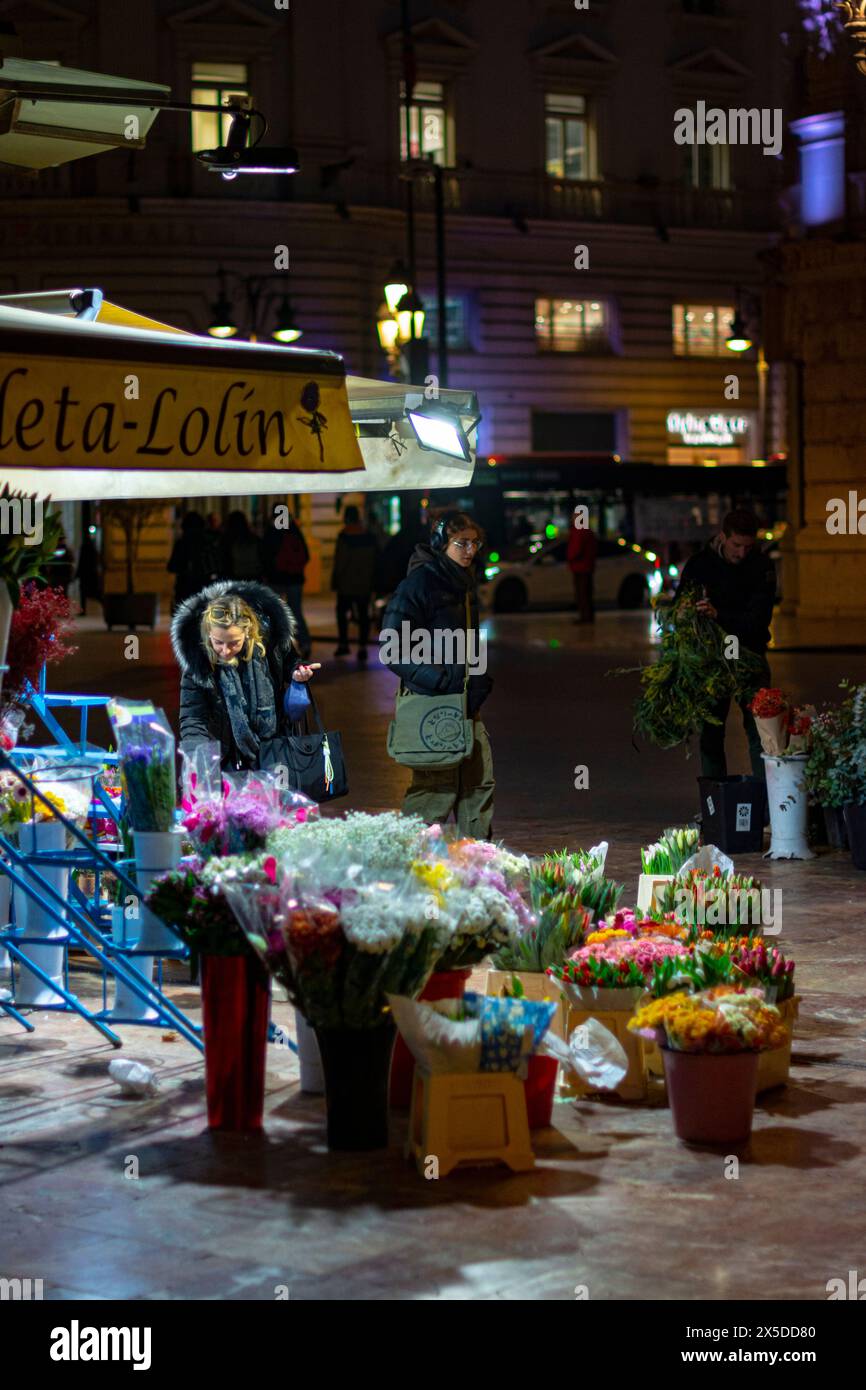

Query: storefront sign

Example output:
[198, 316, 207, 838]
[666, 411, 750, 448]
[0, 345, 365, 474]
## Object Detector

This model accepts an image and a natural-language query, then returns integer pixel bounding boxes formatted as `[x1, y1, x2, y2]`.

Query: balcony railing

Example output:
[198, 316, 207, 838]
[296, 162, 780, 232]
[0, 154, 780, 234]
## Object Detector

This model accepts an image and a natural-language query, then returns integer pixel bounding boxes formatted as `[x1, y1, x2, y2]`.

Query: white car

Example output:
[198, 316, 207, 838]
[479, 537, 672, 613]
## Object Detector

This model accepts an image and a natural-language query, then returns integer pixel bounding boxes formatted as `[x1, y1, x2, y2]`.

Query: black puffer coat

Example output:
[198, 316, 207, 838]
[171, 580, 298, 768]
[381, 544, 493, 716]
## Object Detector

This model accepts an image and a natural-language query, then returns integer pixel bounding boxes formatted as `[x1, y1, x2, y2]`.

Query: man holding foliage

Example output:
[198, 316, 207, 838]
[676, 509, 776, 781]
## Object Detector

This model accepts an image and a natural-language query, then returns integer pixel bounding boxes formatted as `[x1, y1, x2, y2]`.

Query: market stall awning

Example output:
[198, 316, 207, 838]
[0, 298, 478, 499]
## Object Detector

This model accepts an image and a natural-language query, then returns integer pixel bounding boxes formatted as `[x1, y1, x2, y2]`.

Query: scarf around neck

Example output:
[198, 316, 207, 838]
[216, 655, 278, 764]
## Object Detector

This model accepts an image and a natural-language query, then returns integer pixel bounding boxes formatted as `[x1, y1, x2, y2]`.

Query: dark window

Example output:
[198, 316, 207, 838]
[532, 411, 618, 452]
[682, 0, 723, 14]
[423, 296, 469, 350]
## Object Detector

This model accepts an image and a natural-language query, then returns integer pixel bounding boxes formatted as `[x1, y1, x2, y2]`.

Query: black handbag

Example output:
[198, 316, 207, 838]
[260, 690, 348, 803]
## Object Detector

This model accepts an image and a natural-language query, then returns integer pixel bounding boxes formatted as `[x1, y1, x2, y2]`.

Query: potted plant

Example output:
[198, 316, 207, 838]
[629, 986, 787, 1144]
[828, 685, 866, 870]
[0, 488, 63, 698]
[804, 705, 853, 849]
[649, 939, 797, 1092]
[100, 502, 164, 630]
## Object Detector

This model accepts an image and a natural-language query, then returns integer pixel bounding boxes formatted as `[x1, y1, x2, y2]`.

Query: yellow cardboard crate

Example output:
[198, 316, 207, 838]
[406, 1067, 535, 1178]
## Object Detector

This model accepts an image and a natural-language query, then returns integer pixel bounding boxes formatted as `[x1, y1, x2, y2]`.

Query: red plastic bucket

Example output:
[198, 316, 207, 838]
[663, 1048, 758, 1144]
[524, 1054, 558, 1128]
[200, 954, 270, 1132]
[390, 968, 471, 1108]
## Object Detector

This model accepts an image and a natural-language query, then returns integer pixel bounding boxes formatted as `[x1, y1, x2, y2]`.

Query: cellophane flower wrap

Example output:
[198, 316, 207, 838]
[629, 986, 786, 1054]
[109, 702, 176, 833]
[223, 842, 442, 1030]
[181, 746, 317, 859]
[267, 814, 528, 972]
[145, 851, 276, 961]
[416, 834, 532, 969]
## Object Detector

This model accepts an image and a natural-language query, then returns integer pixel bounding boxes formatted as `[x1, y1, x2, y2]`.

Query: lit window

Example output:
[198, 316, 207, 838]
[399, 80, 451, 165]
[422, 296, 469, 350]
[545, 93, 593, 181]
[673, 303, 736, 356]
[684, 141, 731, 191]
[191, 61, 249, 152]
[535, 298, 609, 352]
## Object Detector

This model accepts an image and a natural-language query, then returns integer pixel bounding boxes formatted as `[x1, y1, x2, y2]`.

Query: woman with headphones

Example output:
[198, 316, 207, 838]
[381, 509, 494, 838]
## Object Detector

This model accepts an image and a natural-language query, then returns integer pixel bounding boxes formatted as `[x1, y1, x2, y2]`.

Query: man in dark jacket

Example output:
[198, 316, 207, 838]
[381, 510, 494, 839]
[331, 504, 379, 661]
[677, 509, 776, 780]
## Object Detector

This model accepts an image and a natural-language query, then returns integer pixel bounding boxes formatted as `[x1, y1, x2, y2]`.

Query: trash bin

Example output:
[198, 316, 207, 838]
[698, 775, 766, 854]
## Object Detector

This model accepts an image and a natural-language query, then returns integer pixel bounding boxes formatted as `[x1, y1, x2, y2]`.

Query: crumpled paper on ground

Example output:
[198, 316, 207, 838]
[108, 1058, 158, 1097]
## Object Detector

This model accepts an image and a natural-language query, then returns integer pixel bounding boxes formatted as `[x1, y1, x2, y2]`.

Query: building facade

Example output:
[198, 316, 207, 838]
[0, 0, 797, 598]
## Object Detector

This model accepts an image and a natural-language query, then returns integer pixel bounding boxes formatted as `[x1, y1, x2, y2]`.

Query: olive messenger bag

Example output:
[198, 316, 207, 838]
[386, 592, 475, 769]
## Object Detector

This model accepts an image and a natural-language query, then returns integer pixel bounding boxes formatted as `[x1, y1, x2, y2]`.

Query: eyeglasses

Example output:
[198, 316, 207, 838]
[449, 539, 480, 552]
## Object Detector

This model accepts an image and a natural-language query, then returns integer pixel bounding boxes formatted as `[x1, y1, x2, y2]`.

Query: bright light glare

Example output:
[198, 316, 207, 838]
[648, 570, 664, 596]
[645, 551, 657, 563]
[407, 410, 467, 460]
[668, 564, 679, 577]
[484, 566, 500, 580]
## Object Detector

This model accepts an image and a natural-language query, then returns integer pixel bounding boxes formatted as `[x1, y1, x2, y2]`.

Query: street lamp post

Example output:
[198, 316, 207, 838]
[207, 266, 302, 343]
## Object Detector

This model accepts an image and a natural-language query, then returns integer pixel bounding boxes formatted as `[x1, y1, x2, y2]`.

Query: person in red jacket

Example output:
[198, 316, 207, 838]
[567, 507, 598, 624]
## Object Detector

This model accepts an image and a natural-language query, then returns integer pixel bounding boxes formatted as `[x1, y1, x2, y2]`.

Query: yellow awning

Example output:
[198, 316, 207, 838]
[96, 302, 190, 335]
[0, 297, 478, 500]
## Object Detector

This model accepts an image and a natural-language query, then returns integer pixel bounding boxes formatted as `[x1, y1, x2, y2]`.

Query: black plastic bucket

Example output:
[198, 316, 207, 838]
[698, 776, 767, 854]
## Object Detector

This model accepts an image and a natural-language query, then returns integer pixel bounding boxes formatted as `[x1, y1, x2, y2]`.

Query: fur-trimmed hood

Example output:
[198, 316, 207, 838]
[171, 580, 297, 688]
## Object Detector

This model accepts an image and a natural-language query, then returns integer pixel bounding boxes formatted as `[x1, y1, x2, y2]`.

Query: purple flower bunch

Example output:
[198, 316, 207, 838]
[182, 785, 312, 859]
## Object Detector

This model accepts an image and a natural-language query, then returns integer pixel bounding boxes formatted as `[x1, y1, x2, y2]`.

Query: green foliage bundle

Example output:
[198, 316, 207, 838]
[620, 592, 766, 751]
[0, 487, 63, 605]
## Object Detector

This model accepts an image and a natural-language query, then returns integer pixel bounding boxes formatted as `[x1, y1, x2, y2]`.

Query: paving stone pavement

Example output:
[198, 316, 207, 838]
[1, 609, 864, 1300]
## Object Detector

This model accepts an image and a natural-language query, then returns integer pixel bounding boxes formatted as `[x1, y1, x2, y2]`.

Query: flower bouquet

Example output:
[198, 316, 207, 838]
[269, 808, 430, 871]
[145, 852, 275, 964]
[109, 704, 176, 834]
[749, 686, 789, 755]
[657, 866, 764, 934]
[630, 986, 787, 1141]
[182, 773, 316, 859]
[640, 826, 701, 876]
[0, 767, 33, 835]
[223, 855, 443, 1149]
[620, 590, 767, 752]
[546, 949, 650, 1101]
[630, 985, 786, 1055]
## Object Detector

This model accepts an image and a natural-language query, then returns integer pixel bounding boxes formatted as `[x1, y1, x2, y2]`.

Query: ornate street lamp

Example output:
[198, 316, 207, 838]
[835, 1, 866, 75]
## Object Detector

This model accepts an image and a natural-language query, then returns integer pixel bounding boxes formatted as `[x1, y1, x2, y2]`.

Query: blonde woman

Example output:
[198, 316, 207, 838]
[171, 581, 319, 770]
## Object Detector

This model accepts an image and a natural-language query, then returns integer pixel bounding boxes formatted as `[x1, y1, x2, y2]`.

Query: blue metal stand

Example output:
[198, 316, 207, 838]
[0, 681, 204, 1052]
